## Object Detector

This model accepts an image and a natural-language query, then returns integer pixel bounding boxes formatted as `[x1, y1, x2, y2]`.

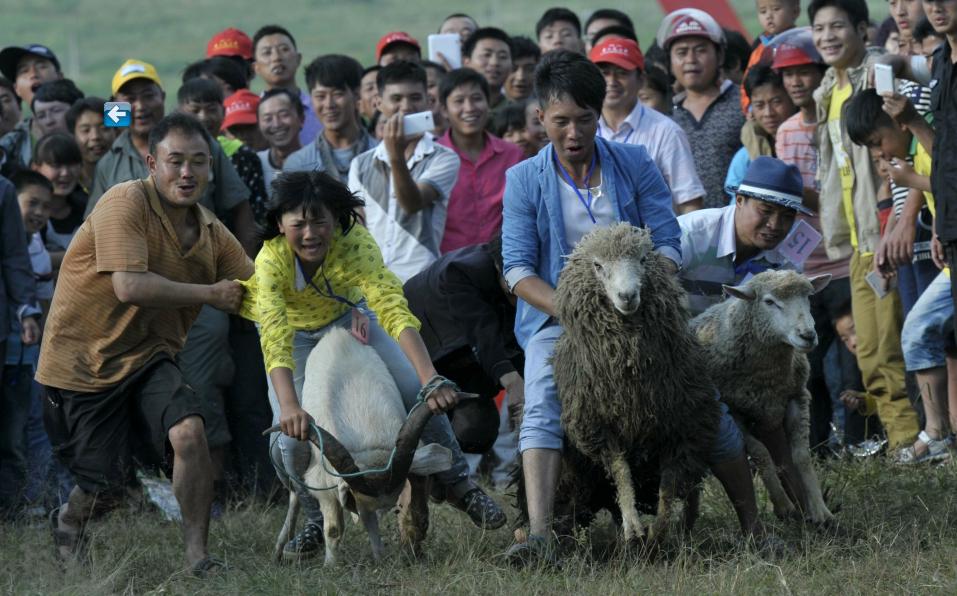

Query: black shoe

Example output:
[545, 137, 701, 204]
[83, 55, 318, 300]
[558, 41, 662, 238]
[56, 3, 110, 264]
[449, 487, 507, 530]
[282, 519, 324, 562]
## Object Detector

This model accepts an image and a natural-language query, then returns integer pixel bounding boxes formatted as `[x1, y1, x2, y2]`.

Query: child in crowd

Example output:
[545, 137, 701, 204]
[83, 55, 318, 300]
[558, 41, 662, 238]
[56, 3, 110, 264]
[220, 89, 267, 152]
[0, 171, 52, 517]
[834, 302, 885, 446]
[493, 102, 534, 158]
[846, 88, 953, 463]
[725, 65, 797, 193]
[638, 66, 672, 115]
[741, 0, 801, 111]
[64, 97, 113, 193]
[29, 133, 87, 271]
[846, 88, 935, 313]
[913, 17, 944, 61]
[436, 68, 524, 252]
[179, 79, 269, 226]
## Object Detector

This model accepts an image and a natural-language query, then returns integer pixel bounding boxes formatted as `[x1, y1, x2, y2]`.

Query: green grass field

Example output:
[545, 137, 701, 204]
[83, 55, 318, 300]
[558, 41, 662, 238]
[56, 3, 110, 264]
[1, 0, 889, 105]
[2, 457, 957, 595]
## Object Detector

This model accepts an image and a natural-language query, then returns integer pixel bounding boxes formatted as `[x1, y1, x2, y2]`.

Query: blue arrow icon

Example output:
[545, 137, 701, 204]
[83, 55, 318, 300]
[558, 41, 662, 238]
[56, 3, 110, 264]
[103, 102, 131, 127]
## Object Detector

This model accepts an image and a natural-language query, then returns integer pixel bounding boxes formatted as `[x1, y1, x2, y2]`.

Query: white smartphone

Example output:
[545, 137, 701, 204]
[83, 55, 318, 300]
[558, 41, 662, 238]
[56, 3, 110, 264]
[875, 63, 895, 95]
[402, 111, 435, 136]
[865, 270, 896, 299]
[428, 33, 462, 69]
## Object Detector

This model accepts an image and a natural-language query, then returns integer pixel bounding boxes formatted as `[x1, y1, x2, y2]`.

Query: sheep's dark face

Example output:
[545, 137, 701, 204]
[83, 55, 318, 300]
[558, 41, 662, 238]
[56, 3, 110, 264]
[590, 248, 650, 316]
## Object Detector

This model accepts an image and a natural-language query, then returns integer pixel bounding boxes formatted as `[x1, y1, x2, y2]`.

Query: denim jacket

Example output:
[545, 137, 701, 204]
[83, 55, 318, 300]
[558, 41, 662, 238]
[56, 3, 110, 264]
[502, 137, 681, 347]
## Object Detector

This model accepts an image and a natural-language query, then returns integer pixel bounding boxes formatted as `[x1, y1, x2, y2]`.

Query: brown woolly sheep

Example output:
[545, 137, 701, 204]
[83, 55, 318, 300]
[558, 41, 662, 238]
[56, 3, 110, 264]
[691, 270, 834, 524]
[550, 223, 721, 545]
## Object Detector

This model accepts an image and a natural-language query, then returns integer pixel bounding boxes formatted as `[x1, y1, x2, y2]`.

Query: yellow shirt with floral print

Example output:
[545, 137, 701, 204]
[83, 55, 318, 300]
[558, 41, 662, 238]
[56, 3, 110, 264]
[239, 224, 420, 373]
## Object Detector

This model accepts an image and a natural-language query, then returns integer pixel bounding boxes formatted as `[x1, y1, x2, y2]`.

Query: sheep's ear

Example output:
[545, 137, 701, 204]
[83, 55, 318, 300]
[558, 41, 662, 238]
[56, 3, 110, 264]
[808, 274, 832, 295]
[723, 284, 756, 301]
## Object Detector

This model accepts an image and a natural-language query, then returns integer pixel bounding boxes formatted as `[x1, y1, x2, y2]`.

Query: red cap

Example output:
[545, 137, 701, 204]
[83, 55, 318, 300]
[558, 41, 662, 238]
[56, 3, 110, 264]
[221, 89, 260, 131]
[771, 44, 815, 70]
[589, 37, 645, 72]
[207, 28, 253, 60]
[375, 31, 421, 62]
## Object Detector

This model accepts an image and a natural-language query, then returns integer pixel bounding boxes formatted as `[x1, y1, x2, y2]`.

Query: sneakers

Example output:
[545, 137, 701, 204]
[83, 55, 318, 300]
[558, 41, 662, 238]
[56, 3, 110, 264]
[282, 519, 324, 562]
[894, 431, 952, 465]
[448, 486, 507, 530]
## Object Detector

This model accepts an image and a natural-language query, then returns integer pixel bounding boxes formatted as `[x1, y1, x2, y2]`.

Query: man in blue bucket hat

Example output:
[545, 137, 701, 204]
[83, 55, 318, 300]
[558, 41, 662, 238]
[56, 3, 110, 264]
[678, 155, 813, 316]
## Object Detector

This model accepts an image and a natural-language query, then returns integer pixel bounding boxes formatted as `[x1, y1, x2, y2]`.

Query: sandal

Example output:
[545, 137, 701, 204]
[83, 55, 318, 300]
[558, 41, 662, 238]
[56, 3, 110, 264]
[49, 506, 86, 561]
[895, 431, 952, 465]
[448, 487, 506, 530]
[191, 555, 227, 578]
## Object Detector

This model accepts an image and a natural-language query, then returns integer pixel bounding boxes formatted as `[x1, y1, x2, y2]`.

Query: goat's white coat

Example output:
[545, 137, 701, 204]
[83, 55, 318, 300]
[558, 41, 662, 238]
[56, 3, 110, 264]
[273, 327, 451, 565]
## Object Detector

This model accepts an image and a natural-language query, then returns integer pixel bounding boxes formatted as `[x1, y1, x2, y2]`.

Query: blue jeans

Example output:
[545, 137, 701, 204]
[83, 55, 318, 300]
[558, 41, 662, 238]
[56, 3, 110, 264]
[24, 380, 73, 507]
[265, 306, 469, 522]
[898, 259, 939, 317]
[902, 271, 954, 372]
[519, 322, 743, 463]
[0, 365, 33, 511]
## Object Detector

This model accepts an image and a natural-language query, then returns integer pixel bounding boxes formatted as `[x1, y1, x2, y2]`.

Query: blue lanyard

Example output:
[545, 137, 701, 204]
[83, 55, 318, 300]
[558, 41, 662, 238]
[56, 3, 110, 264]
[603, 123, 634, 145]
[733, 258, 770, 278]
[296, 256, 359, 309]
[553, 150, 598, 224]
[600, 120, 635, 145]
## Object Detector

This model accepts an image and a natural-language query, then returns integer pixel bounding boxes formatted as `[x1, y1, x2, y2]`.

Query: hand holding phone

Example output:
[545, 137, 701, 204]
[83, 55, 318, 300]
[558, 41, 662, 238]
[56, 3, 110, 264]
[402, 111, 435, 137]
[428, 34, 462, 69]
[875, 64, 895, 95]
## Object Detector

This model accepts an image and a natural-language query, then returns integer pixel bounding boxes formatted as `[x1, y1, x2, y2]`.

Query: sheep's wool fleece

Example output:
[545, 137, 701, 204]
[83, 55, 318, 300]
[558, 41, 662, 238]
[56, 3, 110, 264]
[690, 270, 813, 429]
[552, 223, 719, 493]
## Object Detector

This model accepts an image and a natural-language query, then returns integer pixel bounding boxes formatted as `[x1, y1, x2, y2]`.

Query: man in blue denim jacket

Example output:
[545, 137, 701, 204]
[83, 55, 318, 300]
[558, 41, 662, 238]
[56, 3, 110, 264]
[502, 51, 771, 565]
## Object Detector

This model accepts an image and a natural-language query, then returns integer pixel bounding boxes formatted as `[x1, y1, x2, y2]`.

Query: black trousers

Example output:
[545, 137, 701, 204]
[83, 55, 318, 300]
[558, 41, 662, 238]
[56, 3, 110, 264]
[806, 277, 882, 448]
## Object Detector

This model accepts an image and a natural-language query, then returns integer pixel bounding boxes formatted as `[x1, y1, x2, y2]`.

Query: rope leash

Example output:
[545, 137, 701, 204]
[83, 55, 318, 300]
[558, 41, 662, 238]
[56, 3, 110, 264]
[270, 375, 461, 493]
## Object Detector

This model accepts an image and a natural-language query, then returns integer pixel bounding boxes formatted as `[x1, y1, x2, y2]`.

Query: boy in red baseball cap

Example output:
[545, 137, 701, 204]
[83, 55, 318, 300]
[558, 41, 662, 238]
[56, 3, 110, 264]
[206, 27, 255, 83]
[221, 89, 266, 151]
[376, 32, 422, 66]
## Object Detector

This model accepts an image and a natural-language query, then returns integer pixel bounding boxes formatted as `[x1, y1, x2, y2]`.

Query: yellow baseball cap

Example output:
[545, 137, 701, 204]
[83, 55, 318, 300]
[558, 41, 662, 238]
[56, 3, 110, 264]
[111, 59, 163, 96]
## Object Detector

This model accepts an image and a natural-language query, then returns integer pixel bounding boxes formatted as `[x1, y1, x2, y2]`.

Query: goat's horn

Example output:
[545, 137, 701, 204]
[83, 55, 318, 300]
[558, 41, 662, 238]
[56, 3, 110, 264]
[324, 398, 438, 497]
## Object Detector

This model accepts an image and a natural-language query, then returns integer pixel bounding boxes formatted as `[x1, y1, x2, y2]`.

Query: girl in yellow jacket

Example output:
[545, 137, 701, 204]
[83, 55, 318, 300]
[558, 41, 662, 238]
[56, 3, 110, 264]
[239, 170, 504, 561]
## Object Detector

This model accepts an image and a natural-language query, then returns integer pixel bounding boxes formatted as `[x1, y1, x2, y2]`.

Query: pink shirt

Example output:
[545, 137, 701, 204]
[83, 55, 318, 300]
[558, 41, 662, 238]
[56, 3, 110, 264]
[776, 113, 850, 280]
[437, 130, 524, 253]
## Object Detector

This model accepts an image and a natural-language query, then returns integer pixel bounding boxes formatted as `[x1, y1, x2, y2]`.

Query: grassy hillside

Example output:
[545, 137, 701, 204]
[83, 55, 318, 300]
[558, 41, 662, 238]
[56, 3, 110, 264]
[2, 0, 889, 102]
[3, 458, 957, 594]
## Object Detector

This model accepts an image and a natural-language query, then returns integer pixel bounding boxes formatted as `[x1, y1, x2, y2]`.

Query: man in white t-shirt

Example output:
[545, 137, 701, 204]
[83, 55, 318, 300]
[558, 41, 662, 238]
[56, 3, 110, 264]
[348, 61, 459, 282]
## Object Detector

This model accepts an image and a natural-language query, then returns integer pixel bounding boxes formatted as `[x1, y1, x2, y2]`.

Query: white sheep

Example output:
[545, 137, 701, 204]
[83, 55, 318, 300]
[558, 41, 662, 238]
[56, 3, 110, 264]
[690, 270, 834, 524]
[270, 327, 452, 565]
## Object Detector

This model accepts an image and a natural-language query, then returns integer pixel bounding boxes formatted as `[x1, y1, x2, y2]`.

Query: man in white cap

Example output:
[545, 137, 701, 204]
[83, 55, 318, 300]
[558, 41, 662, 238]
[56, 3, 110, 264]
[658, 8, 745, 208]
